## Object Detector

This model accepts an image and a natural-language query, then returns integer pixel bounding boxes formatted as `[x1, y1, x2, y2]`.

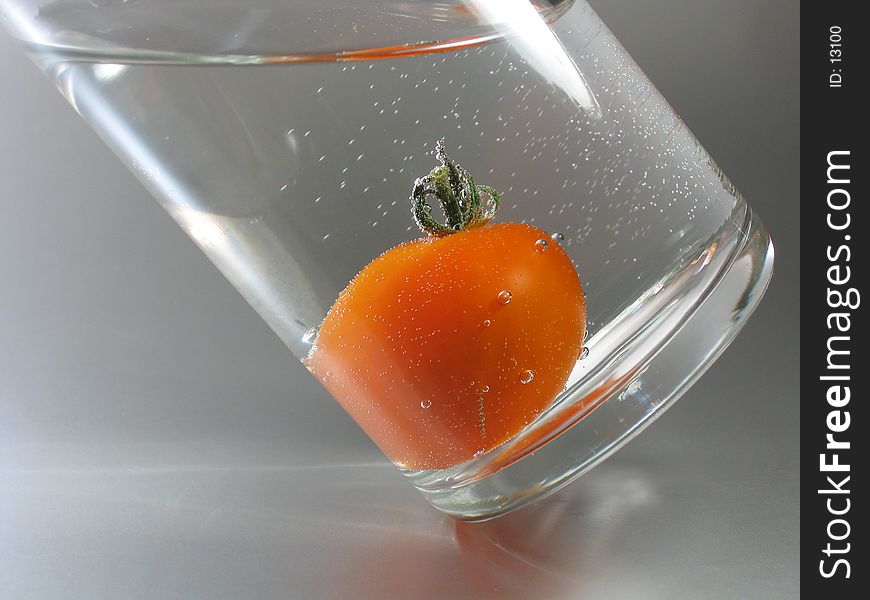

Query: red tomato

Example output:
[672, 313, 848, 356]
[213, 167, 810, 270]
[306, 142, 586, 470]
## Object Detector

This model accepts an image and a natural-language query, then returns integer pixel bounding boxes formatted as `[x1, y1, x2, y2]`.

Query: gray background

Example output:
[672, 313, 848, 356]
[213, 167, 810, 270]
[0, 1, 799, 598]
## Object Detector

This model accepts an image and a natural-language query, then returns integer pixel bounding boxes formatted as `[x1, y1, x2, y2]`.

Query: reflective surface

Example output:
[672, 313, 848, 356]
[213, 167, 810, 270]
[0, 0, 799, 597]
[2, 455, 794, 598]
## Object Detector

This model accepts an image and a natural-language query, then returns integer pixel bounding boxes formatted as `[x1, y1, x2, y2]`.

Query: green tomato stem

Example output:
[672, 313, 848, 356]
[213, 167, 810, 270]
[411, 140, 501, 237]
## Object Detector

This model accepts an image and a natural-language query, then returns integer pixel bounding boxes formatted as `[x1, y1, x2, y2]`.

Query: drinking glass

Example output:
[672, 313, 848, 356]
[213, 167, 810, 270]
[1, 0, 773, 520]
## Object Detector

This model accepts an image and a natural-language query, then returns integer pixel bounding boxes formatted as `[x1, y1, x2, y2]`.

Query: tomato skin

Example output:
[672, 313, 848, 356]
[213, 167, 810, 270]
[306, 222, 585, 471]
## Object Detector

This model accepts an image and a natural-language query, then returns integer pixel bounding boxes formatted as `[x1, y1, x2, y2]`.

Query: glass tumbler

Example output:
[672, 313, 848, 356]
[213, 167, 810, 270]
[1, 0, 773, 520]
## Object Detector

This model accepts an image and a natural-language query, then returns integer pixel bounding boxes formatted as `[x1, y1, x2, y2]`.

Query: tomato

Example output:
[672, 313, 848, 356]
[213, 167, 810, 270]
[306, 142, 586, 471]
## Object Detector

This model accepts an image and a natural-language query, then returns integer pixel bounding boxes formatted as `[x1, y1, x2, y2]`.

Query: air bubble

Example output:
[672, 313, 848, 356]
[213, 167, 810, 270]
[519, 370, 535, 384]
[480, 385, 490, 393]
[579, 347, 589, 360]
[302, 326, 319, 346]
[483, 319, 492, 327]
[534, 239, 549, 253]
[420, 400, 432, 409]
[551, 232, 565, 242]
[497, 290, 512, 305]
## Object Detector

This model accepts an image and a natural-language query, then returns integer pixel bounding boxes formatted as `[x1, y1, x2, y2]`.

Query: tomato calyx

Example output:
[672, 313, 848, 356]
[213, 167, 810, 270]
[411, 139, 502, 237]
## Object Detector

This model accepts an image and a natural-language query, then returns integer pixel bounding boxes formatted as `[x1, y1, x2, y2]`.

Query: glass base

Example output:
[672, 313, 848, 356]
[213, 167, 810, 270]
[405, 203, 774, 520]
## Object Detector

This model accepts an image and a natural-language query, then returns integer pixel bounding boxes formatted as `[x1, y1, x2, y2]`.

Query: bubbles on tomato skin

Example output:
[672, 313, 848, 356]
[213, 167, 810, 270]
[497, 290, 513, 305]
[550, 232, 565, 242]
[476, 396, 487, 439]
[482, 319, 492, 327]
[534, 239, 549, 253]
[420, 399, 432, 409]
[480, 384, 490, 393]
[519, 370, 535, 384]
[579, 347, 590, 360]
